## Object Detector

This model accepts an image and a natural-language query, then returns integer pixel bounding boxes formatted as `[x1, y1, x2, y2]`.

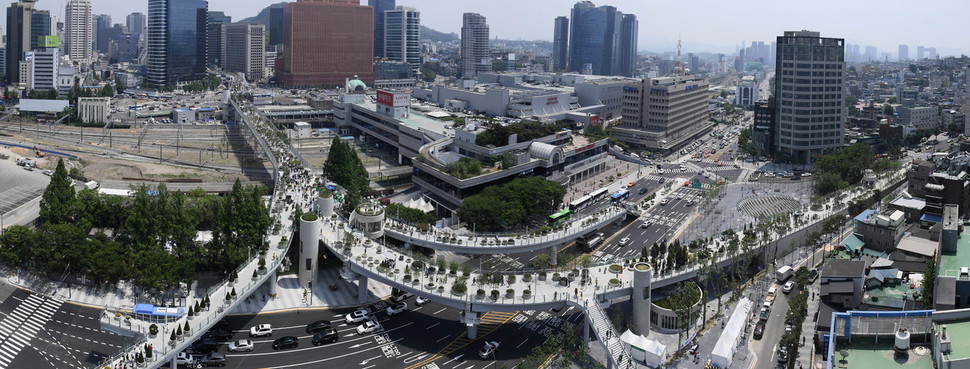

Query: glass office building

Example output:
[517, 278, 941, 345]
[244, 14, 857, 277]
[567, 1, 636, 77]
[147, 0, 207, 86]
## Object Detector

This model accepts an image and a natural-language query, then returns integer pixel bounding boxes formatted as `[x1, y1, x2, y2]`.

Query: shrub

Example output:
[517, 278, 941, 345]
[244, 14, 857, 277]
[412, 260, 424, 270]
[231, 288, 237, 297]
[170, 330, 176, 342]
[452, 282, 467, 294]
[149, 324, 158, 336]
[491, 289, 500, 299]
[462, 265, 472, 277]
[507, 274, 516, 284]
[449, 261, 459, 274]
[523, 274, 532, 283]
[301, 212, 318, 221]
[477, 289, 486, 297]
[144, 343, 152, 358]
[184, 321, 190, 332]
[506, 288, 515, 297]
[252, 270, 258, 279]
[176, 325, 183, 336]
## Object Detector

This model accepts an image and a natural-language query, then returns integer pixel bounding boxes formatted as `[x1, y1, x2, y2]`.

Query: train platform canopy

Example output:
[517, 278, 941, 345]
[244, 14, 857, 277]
[19, 99, 69, 113]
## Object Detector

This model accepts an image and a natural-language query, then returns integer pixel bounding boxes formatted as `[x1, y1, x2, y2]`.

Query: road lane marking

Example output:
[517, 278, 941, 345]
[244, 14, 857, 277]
[436, 334, 451, 342]
[516, 339, 529, 348]
[432, 308, 446, 315]
[263, 338, 403, 368]
[228, 323, 414, 357]
[426, 323, 440, 330]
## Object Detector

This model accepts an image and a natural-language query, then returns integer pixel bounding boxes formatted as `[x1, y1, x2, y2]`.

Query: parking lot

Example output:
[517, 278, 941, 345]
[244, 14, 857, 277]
[0, 156, 51, 217]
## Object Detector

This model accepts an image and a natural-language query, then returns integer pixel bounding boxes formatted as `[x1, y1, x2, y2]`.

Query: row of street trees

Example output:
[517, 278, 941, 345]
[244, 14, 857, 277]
[0, 160, 270, 290]
[322, 137, 369, 211]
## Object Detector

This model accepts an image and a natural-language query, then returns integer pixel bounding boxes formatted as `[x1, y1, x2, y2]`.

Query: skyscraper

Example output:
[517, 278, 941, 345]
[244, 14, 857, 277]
[126, 12, 146, 35]
[30, 10, 51, 50]
[268, 6, 283, 46]
[147, 0, 208, 86]
[383, 6, 419, 71]
[279, 0, 374, 87]
[93, 14, 111, 53]
[65, 0, 93, 61]
[225, 23, 264, 82]
[369, 0, 394, 58]
[552, 16, 569, 71]
[898, 44, 908, 62]
[773, 30, 845, 164]
[617, 14, 637, 77]
[6, 0, 36, 84]
[864, 45, 877, 62]
[460, 12, 489, 78]
[206, 11, 230, 68]
[566, 1, 636, 77]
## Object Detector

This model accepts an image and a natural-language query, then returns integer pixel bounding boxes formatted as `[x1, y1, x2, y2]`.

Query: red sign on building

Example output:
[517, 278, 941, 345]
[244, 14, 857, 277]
[376, 90, 410, 107]
[546, 96, 559, 105]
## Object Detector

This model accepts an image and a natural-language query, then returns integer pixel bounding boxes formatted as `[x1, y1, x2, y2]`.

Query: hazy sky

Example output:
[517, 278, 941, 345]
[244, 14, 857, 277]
[36, 0, 969, 56]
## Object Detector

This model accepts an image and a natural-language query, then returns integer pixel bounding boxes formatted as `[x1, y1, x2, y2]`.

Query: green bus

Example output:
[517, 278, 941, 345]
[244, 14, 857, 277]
[548, 209, 571, 226]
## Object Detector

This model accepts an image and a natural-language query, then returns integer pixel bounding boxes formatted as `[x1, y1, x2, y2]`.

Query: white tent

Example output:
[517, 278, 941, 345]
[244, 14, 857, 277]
[619, 330, 667, 368]
[711, 297, 753, 368]
[402, 197, 435, 213]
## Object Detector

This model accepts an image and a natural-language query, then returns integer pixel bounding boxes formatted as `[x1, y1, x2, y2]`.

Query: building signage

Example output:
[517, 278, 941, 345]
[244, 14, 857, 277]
[574, 143, 595, 154]
[589, 115, 599, 126]
[39, 36, 59, 48]
[22, 52, 34, 62]
[546, 96, 559, 105]
[376, 90, 410, 107]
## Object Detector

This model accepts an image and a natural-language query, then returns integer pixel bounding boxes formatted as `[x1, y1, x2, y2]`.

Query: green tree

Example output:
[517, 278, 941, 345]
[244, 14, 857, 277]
[908, 64, 918, 73]
[99, 83, 114, 97]
[0, 225, 36, 268]
[115, 77, 126, 95]
[419, 67, 436, 82]
[923, 253, 936, 308]
[40, 159, 77, 225]
[322, 137, 369, 210]
[883, 104, 894, 116]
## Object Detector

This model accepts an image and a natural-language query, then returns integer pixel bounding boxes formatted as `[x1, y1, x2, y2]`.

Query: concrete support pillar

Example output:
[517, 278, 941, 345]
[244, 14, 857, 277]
[357, 276, 369, 304]
[584, 315, 590, 344]
[299, 216, 321, 289]
[461, 311, 481, 339]
[171, 356, 177, 369]
[632, 262, 653, 337]
[268, 270, 278, 296]
[549, 245, 558, 266]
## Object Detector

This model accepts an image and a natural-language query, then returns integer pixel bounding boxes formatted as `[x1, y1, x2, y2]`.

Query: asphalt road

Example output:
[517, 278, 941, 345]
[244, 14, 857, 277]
[159, 296, 584, 369]
[0, 286, 130, 369]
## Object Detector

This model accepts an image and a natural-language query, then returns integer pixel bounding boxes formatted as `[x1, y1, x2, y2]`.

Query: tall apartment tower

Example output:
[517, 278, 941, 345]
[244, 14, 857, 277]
[898, 44, 908, 62]
[93, 14, 111, 53]
[383, 6, 419, 71]
[552, 16, 569, 71]
[225, 23, 265, 82]
[146, 0, 208, 86]
[368, 0, 394, 58]
[460, 12, 490, 78]
[567, 1, 636, 77]
[773, 30, 845, 164]
[65, 0, 92, 61]
[279, 0, 374, 87]
[6, 0, 36, 84]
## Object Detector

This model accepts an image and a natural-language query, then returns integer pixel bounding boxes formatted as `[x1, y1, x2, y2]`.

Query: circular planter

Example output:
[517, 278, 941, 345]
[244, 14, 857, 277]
[609, 264, 622, 273]
[426, 283, 435, 289]
[609, 278, 621, 287]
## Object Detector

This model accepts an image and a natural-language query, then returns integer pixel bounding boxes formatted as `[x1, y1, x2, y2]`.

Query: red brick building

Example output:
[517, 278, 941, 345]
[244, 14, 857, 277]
[278, 0, 374, 87]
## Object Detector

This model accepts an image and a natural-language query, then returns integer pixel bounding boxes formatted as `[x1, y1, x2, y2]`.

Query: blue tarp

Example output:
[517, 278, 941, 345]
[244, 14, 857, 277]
[920, 214, 943, 223]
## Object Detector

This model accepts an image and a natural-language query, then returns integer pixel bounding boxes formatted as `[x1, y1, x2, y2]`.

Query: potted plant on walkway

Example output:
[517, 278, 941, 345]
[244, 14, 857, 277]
[149, 324, 158, 337]
[184, 321, 191, 335]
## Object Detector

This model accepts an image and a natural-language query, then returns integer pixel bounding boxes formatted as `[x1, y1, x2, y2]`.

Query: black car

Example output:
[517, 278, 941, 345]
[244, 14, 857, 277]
[197, 352, 227, 367]
[272, 336, 299, 350]
[638, 188, 647, 195]
[306, 320, 333, 334]
[213, 319, 231, 331]
[312, 328, 339, 345]
[190, 338, 219, 354]
[753, 321, 765, 340]
[207, 327, 233, 341]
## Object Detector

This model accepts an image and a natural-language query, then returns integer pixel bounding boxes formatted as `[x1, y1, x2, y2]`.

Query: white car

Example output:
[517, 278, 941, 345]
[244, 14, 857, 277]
[344, 308, 370, 324]
[386, 302, 408, 316]
[783, 281, 795, 294]
[249, 324, 273, 337]
[640, 221, 651, 228]
[479, 341, 500, 359]
[415, 296, 429, 306]
[176, 352, 194, 365]
[228, 339, 254, 352]
[619, 237, 631, 246]
[355, 320, 379, 334]
[659, 199, 668, 206]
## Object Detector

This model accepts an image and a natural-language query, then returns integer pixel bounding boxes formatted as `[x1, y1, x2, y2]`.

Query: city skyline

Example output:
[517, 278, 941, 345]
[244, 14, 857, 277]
[30, 0, 970, 56]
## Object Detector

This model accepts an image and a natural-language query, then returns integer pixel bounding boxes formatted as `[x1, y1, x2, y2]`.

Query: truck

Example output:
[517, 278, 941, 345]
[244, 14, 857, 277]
[776, 265, 793, 282]
[85, 181, 99, 190]
[16, 158, 36, 167]
[578, 232, 605, 252]
[759, 307, 770, 321]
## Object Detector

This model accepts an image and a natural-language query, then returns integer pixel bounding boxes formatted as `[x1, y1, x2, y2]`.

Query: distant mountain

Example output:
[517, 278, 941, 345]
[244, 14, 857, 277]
[238, 2, 287, 25]
[421, 26, 459, 43]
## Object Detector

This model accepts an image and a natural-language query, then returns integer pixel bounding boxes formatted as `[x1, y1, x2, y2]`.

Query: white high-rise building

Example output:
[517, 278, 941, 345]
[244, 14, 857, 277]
[225, 23, 265, 82]
[64, 0, 92, 61]
[383, 6, 420, 72]
[460, 12, 490, 78]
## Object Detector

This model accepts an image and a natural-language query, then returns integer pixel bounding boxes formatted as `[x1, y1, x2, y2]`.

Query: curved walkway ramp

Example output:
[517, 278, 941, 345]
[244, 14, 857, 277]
[383, 205, 629, 254]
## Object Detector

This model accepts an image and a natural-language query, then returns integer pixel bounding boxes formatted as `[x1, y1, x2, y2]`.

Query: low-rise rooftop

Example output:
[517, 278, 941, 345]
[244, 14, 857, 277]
[833, 341, 933, 369]
[939, 225, 970, 278]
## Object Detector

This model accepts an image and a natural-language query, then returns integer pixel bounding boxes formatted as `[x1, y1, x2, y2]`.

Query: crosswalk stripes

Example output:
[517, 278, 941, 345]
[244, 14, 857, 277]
[0, 295, 63, 369]
[404, 311, 518, 369]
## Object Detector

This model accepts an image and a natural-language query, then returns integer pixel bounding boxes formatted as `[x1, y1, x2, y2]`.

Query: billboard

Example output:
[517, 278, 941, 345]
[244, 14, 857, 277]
[39, 36, 59, 48]
[376, 90, 410, 107]
[22, 52, 34, 62]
